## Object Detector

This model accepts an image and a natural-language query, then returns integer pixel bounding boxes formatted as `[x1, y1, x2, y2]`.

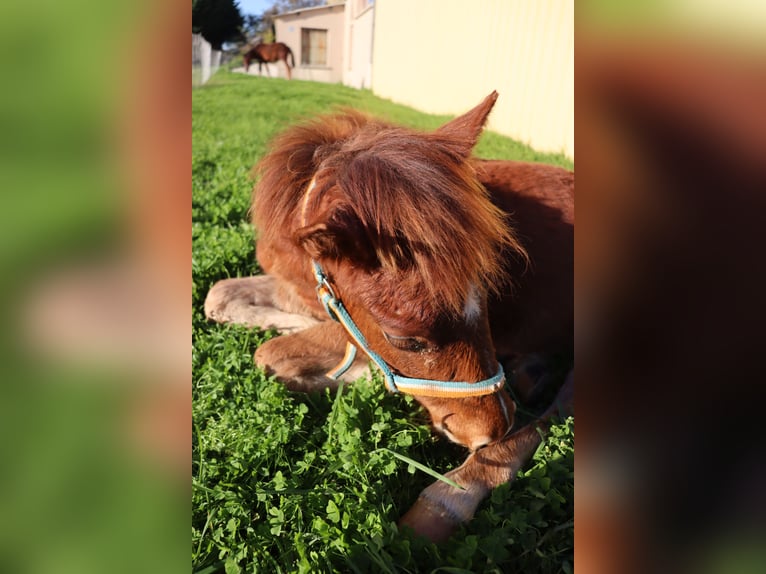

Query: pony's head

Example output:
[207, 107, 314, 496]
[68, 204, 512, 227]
[257, 92, 526, 450]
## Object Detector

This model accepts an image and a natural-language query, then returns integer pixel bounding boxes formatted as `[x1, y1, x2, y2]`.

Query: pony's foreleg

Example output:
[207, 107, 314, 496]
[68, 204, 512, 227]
[204, 275, 320, 334]
[254, 322, 370, 392]
[399, 370, 573, 542]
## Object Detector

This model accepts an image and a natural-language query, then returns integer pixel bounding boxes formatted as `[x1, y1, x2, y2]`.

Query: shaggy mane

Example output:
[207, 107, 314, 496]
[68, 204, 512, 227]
[253, 110, 526, 316]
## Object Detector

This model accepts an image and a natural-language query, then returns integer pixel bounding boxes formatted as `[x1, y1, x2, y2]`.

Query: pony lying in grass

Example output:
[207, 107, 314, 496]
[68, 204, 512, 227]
[205, 92, 573, 542]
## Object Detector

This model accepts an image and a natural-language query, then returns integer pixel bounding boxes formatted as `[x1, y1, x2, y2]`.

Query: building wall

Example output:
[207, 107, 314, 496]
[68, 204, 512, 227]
[274, 4, 346, 83]
[343, 0, 375, 89]
[372, 0, 574, 159]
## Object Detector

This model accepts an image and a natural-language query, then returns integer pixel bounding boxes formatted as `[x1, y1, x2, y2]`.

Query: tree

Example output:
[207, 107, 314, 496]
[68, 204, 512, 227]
[192, 0, 244, 50]
[241, 14, 264, 41]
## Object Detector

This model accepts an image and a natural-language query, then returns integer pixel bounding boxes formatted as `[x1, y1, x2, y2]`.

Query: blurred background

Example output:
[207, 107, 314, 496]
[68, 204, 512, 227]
[0, 0, 764, 572]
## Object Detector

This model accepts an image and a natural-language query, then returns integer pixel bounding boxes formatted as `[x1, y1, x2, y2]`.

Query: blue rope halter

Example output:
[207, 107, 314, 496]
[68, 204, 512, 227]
[312, 261, 505, 398]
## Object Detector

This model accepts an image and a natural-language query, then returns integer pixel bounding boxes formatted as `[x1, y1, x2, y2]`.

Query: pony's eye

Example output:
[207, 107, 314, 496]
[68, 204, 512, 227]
[383, 332, 430, 353]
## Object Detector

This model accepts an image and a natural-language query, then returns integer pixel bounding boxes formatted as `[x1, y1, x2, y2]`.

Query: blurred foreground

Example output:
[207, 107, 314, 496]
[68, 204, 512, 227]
[576, 2, 766, 573]
[0, 1, 189, 572]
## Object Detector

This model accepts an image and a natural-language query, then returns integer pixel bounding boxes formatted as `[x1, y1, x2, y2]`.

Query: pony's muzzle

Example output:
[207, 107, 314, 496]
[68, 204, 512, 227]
[427, 390, 515, 451]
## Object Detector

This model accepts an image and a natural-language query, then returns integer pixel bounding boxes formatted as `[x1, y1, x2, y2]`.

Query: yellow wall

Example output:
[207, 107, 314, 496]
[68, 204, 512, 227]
[372, 0, 574, 159]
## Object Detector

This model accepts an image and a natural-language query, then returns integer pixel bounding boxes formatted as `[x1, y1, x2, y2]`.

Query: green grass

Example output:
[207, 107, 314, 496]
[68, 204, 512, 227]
[193, 70, 573, 573]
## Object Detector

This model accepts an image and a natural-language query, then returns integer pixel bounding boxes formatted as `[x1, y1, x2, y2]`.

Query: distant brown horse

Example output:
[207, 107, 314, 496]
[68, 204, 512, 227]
[243, 42, 295, 80]
[205, 92, 573, 542]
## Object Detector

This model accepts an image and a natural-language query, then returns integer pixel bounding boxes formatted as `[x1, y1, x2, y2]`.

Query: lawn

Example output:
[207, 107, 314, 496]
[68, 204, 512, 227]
[192, 70, 574, 573]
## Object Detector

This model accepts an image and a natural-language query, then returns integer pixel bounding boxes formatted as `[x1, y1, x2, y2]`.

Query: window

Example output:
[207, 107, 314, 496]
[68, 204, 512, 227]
[301, 28, 327, 66]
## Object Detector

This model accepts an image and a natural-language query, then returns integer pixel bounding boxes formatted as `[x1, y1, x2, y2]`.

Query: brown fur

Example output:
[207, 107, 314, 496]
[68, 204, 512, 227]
[253, 93, 526, 319]
[477, 159, 574, 358]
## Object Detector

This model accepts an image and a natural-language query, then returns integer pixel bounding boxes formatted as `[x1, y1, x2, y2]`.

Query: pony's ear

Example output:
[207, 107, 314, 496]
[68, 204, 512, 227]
[294, 221, 343, 260]
[435, 91, 499, 157]
[293, 201, 368, 262]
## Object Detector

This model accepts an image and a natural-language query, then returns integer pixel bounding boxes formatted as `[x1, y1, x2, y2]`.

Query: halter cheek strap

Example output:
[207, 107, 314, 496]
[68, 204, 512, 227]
[312, 261, 505, 399]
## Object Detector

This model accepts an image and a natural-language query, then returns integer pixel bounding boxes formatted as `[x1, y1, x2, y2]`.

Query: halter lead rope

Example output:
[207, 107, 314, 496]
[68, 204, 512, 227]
[312, 261, 505, 398]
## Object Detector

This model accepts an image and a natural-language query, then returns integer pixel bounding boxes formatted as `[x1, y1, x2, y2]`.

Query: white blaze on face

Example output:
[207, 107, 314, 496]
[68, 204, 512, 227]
[463, 283, 481, 325]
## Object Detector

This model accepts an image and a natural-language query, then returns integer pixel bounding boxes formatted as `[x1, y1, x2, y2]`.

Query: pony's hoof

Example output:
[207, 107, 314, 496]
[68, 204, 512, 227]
[398, 497, 460, 544]
[398, 477, 488, 543]
[204, 276, 273, 323]
[205, 276, 319, 333]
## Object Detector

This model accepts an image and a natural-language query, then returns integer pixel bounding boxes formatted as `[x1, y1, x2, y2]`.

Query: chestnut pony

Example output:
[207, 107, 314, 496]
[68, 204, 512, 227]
[243, 42, 295, 80]
[205, 92, 573, 541]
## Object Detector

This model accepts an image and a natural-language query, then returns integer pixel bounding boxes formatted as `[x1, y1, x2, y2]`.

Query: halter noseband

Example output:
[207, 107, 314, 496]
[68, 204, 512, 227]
[311, 257, 505, 399]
